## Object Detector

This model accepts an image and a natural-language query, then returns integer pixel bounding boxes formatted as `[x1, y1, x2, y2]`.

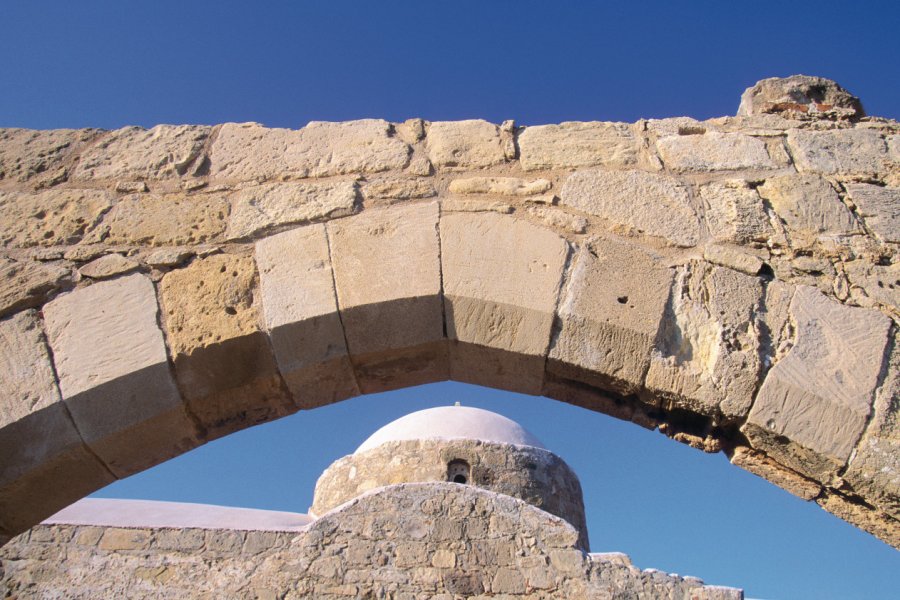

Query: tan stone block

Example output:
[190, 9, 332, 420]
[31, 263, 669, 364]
[0, 189, 113, 248]
[518, 121, 638, 171]
[842, 259, 900, 314]
[787, 128, 893, 177]
[227, 181, 358, 240]
[560, 170, 699, 247]
[729, 447, 821, 500]
[845, 183, 900, 243]
[758, 175, 860, 246]
[646, 261, 764, 419]
[526, 206, 587, 234]
[328, 202, 446, 392]
[448, 177, 551, 196]
[549, 237, 671, 396]
[737, 75, 864, 119]
[97, 192, 228, 246]
[0, 310, 115, 536]
[441, 212, 569, 394]
[425, 120, 506, 169]
[0, 258, 69, 319]
[78, 254, 139, 280]
[255, 225, 359, 408]
[656, 131, 776, 172]
[98, 527, 151, 551]
[699, 181, 773, 245]
[744, 286, 892, 481]
[844, 335, 900, 519]
[0, 128, 96, 184]
[363, 177, 437, 200]
[430, 548, 456, 568]
[44, 274, 198, 476]
[492, 567, 526, 594]
[702, 245, 764, 276]
[211, 120, 410, 180]
[74, 125, 210, 180]
[160, 255, 294, 439]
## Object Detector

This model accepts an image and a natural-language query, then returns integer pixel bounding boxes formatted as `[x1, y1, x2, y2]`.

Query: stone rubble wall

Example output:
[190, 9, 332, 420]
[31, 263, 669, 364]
[0, 483, 743, 599]
[0, 77, 897, 546]
[311, 439, 589, 550]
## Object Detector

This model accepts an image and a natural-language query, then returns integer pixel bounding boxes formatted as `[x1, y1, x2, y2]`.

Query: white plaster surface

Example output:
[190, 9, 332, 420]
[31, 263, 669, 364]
[43, 498, 313, 531]
[355, 406, 545, 453]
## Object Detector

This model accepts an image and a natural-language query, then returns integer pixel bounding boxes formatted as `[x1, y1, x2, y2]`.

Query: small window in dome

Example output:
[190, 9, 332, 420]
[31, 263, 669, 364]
[447, 459, 471, 485]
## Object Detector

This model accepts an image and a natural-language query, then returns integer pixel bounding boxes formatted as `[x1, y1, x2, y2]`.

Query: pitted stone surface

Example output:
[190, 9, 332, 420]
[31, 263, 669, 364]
[211, 120, 411, 180]
[745, 286, 892, 480]
[226, 180, 358, 240]
[657, 131, 777, 172]
[43, 274, 197, 476]
[97, 192, 228, 246]
[0, 128, 96, 184]
[0, 258, 69, 319]
[0, 189, 113, 247]
[518, 121, 638, 171]
[73, 125, 211, 180]
[425, 120, 507, 169]
[561, 169, 700, 247]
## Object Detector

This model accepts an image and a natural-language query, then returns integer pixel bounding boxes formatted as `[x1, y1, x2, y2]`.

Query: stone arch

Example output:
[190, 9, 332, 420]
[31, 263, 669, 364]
[1, 83, 898, 547]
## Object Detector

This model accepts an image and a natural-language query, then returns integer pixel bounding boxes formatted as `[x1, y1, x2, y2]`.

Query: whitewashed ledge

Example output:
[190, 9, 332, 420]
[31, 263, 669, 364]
[42, 498, 314, 532]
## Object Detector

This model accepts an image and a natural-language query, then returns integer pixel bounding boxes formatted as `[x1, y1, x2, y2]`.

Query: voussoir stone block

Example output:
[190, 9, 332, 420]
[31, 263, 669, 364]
[160, 255, 295, 440]
[226, 180, 358, 240]
[757, 174, 860, 246]
[645, 260, 765, 420]
[844, 334, 900, 519]
[549, 237, 672, 396]
[744, 286, 892, 481]
[560, 169, 700, 247]
[441, 212, 569, 394]
[845, 183, 900, 244]
[0, 189, 113, 248]
[787, 128, 892, 177]
[425, 120, 507, 169]
[518, 122, 638, 171]
[656, 131, 777, 172]
[211, 120, 410, 181]
[328, 202, 446, 392]
[43, 274, 198, 477]
[95, 192, 228, 246]
[0, 310, 115, 536]
[255, 224, 359, 408]
[73, 125, 211, 180]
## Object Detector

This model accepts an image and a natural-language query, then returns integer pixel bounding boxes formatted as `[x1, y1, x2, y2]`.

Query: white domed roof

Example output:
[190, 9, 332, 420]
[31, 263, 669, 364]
[355, 406, 545, 453]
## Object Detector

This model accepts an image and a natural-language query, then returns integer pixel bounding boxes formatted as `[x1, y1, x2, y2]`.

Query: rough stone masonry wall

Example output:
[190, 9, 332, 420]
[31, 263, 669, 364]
[0, 483, 742, 599]
[0, 76, 898, 546]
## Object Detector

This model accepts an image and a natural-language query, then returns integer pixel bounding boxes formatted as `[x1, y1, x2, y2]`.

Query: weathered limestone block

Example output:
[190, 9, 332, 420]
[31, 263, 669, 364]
[757, 175, 860, 246]
[0, 189, 113, 247]
[0, 128, 96, 184]
[448, 177, 552, 196]
[328, 202, 445, 392]
[441, 212, 569, 394]
[844, 335, 900, 519]
[845, 183, 900, 243]
[737, 75, 864, 119]
[656, 132, 777, 172]
[425, 120, 507, 169]
[518, 122, 638, 171]
[700, 181, 773, 245]
[787, 128, 892, 177]
[744, 286, 892, 481]
[362, 177, 436, 200]
[702, 244, 764, 276]
[842, 259, 900, 314]
[211, 120, 410, 180]
[646, 261, 764, 420]
[527, 206, 588, 234]
[226, 180, 358, 240]
[729, 447, 821, 501]
[549, 237, 671, 396]
[78, 254, 139, 280]
[0, 311, 114, 536]
[0, 258, 69, 319]
[43, 274, 198, 476]
[560, 169, 700, 247]
[255, 224, 358, 407]
[96, 192, 228, 246]
[160, 255, 294, 439]
[73, 125, 211, 180]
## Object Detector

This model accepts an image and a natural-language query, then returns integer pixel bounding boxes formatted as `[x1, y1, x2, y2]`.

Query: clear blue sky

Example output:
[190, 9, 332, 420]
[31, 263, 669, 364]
[2, 2, 898, 599]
